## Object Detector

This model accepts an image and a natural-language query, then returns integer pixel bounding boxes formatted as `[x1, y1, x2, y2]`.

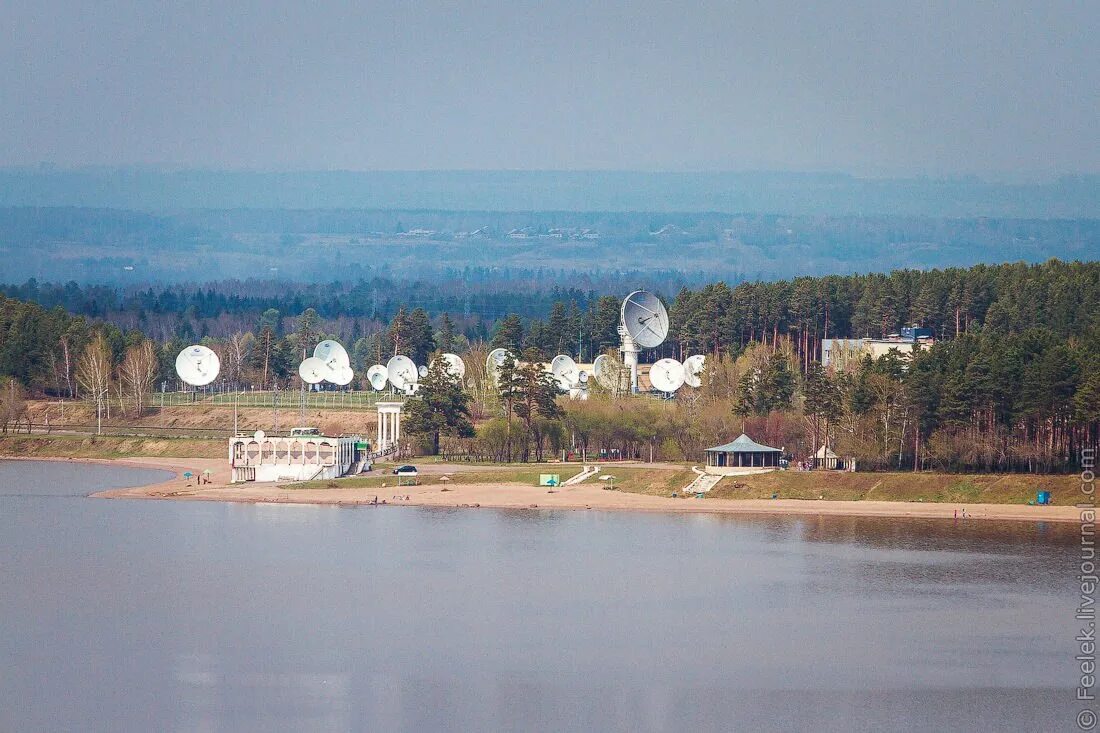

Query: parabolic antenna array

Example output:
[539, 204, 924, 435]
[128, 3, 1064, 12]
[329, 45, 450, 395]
[298, 356, 330, 384]
[683, 354, 706, 388]
[387, 355, 419, 393]
[175, 345, 221, 387]
[297, 340, 354, 387]
[486, 348, 512, 384]
[329, 363, 354, 386]
[649, 358, 686, 393]
[439, 353, 466, 379]
[592, 354, 621, 391]
[619, 290, 669, 393]
[314, 340, 350, 369]
[366, 364, 389, 391]
[550, 354, 580, 390]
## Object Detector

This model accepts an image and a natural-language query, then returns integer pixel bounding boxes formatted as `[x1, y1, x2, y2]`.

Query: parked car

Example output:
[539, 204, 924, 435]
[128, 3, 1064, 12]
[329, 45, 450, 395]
[393, 465, 417, 475]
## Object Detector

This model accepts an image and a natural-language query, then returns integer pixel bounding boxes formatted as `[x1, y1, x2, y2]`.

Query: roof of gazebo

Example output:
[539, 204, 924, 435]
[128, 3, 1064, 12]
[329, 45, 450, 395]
[705, 433, 781, 453]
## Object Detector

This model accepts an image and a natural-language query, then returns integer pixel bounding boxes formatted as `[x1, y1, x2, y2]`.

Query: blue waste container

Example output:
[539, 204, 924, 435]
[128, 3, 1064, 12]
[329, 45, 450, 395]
[1037, 491, 1051, 505]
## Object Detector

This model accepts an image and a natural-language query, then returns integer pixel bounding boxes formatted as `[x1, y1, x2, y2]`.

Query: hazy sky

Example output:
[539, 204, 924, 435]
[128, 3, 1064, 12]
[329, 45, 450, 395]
[2, 0, 1097, 175]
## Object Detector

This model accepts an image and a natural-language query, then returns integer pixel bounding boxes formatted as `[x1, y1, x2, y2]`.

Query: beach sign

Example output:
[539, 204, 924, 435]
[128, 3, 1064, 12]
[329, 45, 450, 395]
[539, 474, 560, 487]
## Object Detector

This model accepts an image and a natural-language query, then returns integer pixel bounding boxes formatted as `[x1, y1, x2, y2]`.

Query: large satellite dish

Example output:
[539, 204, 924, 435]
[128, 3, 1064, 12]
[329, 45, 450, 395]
[621, 290, 669, 349]
[298, 356, 330, 384]
[683, 354, 706, 388]
[550, 354, 579, 390]
[366, 364, 388, 391]
[330, 364, 355, 386]
[314, 340, 350, 369]
[649, 358, 685, 393]
[439, 353, 466, 379]
[175, 345, 220, 387]
[387, 355, 418, 390]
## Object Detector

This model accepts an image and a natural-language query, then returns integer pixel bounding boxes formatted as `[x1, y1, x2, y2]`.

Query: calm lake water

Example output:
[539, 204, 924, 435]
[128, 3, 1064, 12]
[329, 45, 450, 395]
[0, 460, 1081, 731]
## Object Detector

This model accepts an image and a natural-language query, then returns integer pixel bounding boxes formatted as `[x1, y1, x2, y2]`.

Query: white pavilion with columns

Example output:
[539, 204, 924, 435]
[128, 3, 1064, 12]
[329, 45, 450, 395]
[376, 402, 404, 454]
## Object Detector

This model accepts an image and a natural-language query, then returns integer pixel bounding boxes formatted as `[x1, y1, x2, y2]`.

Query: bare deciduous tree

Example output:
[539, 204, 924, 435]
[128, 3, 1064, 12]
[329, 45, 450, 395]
[119, 340, 158, 416]
[225, 331, 252, 387]
[1, 378, 29, 434]
[76, 335, 112, 434]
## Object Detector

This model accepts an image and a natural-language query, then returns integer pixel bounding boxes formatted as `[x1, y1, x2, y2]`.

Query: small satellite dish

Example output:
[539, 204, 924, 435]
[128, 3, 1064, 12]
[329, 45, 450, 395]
[387, 355, 418, 390]
[550, 354, 579, 390]
[649, 358, 685, 393]
[439, 353, 466, 379]
[366, 364, 388, 391]
[683, 354, 706, 388]
[621, 290, 669, 349]
[298, 356, 330, 384]
[578, 370, 589, 384]
[175, 345, 221, 387]
[330, 364, 355, 386]
[418, 364, 429, 378]
[486, 348, 513, 382]
[314, 340, 350, 368]
[254, 430, 265, 441]
[592, 354, 615, 390]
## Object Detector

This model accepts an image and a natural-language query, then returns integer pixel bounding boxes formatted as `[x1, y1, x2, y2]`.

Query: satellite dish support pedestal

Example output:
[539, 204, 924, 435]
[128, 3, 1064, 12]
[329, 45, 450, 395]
[619, 326, 640, 394]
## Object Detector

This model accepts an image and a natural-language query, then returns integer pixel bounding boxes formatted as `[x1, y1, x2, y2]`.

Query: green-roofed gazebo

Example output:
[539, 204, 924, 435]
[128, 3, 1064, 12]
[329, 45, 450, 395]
[704, 433, 782, 473]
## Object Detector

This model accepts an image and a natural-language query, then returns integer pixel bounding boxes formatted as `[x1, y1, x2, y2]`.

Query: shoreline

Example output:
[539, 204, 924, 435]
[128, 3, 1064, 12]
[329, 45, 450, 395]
[61, 455, 1082, 524]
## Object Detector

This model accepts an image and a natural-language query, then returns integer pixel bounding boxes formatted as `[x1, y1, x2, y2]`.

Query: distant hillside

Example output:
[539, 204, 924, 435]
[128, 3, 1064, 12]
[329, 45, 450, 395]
[1, 168, 1098, 218]
[0, 206, 1096, 285]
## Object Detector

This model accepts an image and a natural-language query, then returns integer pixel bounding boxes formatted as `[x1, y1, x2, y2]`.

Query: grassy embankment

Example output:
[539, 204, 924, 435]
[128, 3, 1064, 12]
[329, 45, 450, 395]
[0, 434, 224, 460]
[284, 464, 698, 495]
[20, 399, 378, 437]
[284, 464, 587, 490]
[286, 464, 1077, 506]
[697, 471, 1080, 505]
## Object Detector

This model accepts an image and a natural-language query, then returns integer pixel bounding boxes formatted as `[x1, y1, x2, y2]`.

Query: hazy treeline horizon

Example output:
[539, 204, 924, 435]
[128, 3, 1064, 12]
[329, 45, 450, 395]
[0, 204, 1095, 286]
[2, 168, 1098, 218]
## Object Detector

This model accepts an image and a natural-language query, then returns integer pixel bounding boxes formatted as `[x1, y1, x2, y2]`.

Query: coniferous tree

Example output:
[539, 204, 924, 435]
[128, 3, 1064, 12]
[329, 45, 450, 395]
[387, 307, 409, 357]
[402, 356, 475, 455]
[405, 308, 436, 365]
[436, 313, 457, 354]
[491, 314, 524, 352]
[511, 347, 564, 461]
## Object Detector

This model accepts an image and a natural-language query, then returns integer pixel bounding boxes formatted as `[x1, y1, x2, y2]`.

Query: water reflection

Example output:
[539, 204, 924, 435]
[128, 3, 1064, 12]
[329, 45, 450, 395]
[0, 461, 1080, 732]
[0, 459, 172, 497]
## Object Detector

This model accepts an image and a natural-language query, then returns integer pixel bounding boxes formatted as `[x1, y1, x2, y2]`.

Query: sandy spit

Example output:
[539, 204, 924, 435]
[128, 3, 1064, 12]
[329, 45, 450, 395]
[74, 456, 1083, 524]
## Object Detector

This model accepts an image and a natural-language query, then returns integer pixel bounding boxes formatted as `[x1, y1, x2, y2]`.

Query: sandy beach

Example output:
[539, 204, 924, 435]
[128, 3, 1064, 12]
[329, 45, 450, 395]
[81, 456, 1083, 523]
